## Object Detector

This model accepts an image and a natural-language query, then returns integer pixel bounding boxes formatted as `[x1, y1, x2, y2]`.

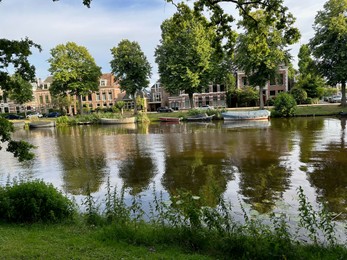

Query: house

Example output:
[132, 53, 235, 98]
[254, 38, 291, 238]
[78, 73, 125, 113]
[236, 65, 289, 103]
[148, 81, 227, 111]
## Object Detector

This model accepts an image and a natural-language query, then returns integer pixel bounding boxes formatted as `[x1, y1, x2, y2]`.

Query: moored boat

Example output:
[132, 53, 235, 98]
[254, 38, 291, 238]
[222, 110, 271, 121]
[186, 113, 214, 121]
[100, 117, 136, 124]
[29, 121, 55, 128]
[159, 117, 181, 122]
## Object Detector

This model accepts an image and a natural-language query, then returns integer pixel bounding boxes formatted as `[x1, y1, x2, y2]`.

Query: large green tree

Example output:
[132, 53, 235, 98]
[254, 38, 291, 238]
[235, 10, 300, 109]
[48, 42, 101, 115]
[295, 44, 325, 99]
[110, 39, 151, 115]
[310, 0, 347, 106]
[155, 3, 215, 108]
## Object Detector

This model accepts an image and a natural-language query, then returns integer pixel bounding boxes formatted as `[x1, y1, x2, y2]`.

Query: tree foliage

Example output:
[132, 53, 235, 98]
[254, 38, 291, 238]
[310, 0, 347, 106]
[235, 9, 300, 109]
[7, 74, 33, 106]
[296, 44, 325, 99]
[48, 42, 101, 114]
[0, 38, 40, 161]
[155, 3, 215, 108]
[272, 92, 297, 117]
[110, 39, 151, 114]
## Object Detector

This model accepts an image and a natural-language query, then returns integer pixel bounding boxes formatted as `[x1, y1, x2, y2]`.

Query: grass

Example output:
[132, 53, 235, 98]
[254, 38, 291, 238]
[294, 104, 347, 116]
[0, 223, 210, 259]
[1, 180, 347, 259]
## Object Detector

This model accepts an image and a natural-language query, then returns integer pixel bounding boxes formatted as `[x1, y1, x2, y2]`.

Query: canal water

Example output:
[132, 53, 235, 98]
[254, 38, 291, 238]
[1, 117, 347, 224]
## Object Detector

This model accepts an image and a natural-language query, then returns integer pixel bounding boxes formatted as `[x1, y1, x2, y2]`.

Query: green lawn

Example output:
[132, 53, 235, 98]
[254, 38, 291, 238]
[0, 223, 211, 260]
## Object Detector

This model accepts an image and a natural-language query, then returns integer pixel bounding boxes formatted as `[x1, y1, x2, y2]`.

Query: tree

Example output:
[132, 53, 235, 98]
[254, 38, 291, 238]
[110, 39, 151, 115]
[296, 44, 325, 99]
[155, 3, 215, 108]
[235, 10, 300, 109]
[48, 42, 101, 115]
[7, 74, 33, 117]
[0, 38, 40, 161]
[310, 0, 347, 106]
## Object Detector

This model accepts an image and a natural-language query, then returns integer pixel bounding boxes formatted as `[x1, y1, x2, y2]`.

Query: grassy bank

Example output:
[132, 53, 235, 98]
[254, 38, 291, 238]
[1, 181, 347, 259]
[1, 222, 346, 259]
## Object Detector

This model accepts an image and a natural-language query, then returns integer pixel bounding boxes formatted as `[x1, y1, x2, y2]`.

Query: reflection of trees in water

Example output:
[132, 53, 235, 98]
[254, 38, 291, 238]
[57, 126, 107, 195]
[231, 126, 291, 214]
[118, 153, 156, 195]
[117, 133, 157, 196]
[295, 118, 325, 163]
[307, 118, 347, 219]
[162, 149, 233, 208]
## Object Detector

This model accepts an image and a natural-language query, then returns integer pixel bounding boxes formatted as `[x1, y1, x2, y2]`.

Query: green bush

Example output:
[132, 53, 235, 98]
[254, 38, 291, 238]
[0, 180, 75, 223]
[272, 93, 297, 117]
[290, 88, 307, 104]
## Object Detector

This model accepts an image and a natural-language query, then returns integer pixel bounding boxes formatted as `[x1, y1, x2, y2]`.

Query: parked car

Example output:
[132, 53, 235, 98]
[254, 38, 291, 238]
[26, 112, 43, 119]
[199, 105, 214, 110]
[329, 95, 342, 103]
[157, 106, 174, 113]
[47, 112, 61, 118]
[4, 114, 24, 120]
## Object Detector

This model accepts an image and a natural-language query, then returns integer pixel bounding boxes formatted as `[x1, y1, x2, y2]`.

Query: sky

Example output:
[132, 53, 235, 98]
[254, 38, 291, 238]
[1, 0, 327, 86]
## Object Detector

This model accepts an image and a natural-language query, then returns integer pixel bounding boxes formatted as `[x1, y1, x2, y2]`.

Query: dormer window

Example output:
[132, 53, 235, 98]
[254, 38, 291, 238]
[100, 80, 107, 86]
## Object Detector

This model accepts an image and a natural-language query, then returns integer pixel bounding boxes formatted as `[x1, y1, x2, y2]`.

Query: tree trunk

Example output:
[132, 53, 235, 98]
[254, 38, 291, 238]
[189, 93, 194, 109]
[259, 86, 264, 110]
[341, 81, 346, 107]
[78, 94, 84, 115]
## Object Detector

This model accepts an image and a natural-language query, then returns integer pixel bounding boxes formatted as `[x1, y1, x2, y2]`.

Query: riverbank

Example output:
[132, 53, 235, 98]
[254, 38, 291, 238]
[1, 221, 346, 259]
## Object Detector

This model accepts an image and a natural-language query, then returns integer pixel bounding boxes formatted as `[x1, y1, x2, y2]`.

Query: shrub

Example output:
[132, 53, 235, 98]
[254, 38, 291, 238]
[0, 180, 75, 223]
[290, 88, 307, 104]
[272, 93, 297, 117]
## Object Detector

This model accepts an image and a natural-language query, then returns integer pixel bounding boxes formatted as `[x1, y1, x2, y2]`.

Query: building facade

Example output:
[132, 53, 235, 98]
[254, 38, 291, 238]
[148, 81, 227, 111]
[236, 65, 289, 102]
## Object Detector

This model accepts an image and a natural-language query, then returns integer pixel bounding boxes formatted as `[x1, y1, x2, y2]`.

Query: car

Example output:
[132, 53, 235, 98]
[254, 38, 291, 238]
[26, 112, 43, 119]
[47, 112, 61, 118]
[4, 114, 24, 120]
[199, 105, 214, 110]
[157, 106, 174, 113]
[329, 95, 342, 103]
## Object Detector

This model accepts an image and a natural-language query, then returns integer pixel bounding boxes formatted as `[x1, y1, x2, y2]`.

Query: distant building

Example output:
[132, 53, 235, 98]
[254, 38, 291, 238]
[147, 81, 226, 111]
[236, 65, 289, 103]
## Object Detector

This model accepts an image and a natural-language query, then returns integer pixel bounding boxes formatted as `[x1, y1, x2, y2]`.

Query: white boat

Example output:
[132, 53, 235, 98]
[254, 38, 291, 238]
[186, 113, 214, 121]
[222, 110, 271, 121]
[100, 117, 136, 124]
[29, 121, 55, 128]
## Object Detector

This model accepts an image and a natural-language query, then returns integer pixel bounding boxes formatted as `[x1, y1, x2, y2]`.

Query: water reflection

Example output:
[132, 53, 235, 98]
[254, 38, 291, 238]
[56, 126, 108, 195]
[1, 117, 347, 220]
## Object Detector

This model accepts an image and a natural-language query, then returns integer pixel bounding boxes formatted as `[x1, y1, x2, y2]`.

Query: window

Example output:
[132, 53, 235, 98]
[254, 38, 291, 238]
[213, 85, 218, 92]
[220, 85, 225, 92]
[88, 94, 92, 101]
[96, 93, 100, 101]
[242, 77, 248, 87]
[102, 93, 106, 101]
[270, 76, 276, 86]
[270, 90, 276, 96]
[108, 92, 112, 100]
[45, 95, 49, 103]
[39, 96, 43, 104]
[153, 93, 161, 102]
[277, 74, 284, 85]
[100, 80, 107, 86]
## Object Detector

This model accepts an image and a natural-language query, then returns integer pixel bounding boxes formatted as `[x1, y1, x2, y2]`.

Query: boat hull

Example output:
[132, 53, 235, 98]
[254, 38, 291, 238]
[29, 121, 55, 128]
[187, 114, 214, 121]
[222, 110, 271, 121]
[100, 117, 136, 124]
[159, 117, 181, 122]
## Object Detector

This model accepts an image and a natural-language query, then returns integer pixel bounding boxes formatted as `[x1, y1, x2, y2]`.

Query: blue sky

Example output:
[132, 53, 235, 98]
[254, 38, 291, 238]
[1, 0, 326, 86]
